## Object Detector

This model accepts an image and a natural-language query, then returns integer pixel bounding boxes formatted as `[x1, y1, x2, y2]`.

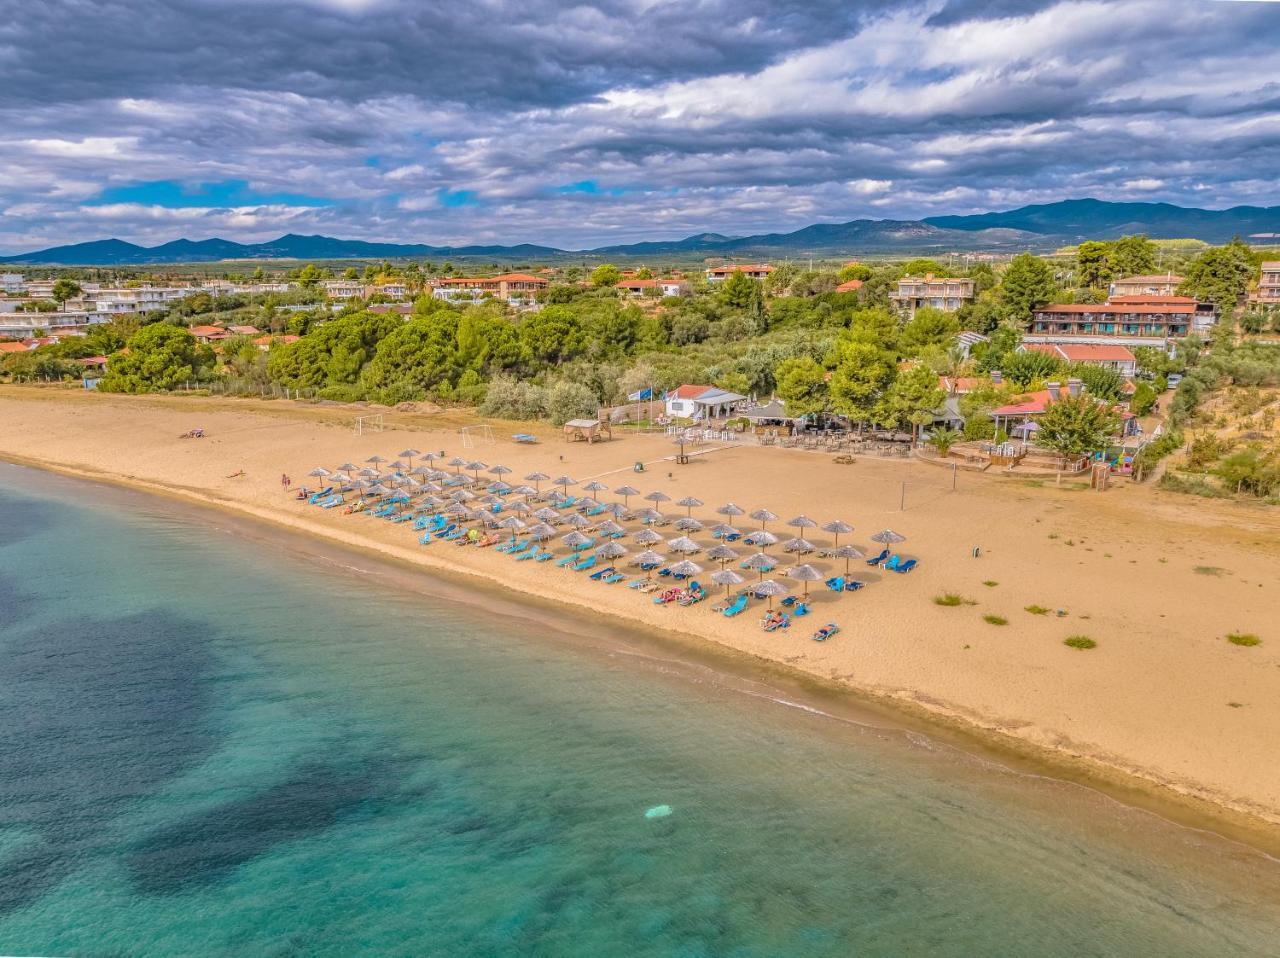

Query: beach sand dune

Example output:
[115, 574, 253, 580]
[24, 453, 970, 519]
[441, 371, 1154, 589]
[3, 386, 1278, 832]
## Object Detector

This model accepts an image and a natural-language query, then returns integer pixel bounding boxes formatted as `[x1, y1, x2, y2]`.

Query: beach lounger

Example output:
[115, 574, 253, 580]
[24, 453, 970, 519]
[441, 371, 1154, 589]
[308, 487, 334, 504]
[843, 580, 865, 592]
[572, 538, 596, 553]
[418, 532, 433, 545]
[555, 554, 577, 567]
[895, 558, 917, 573]
[867, 548, 889, 566]
[628, 579, 649, 589]
[883, 554, 902, 572]
[721, 594, 748, 617]
[602, 573, 626, 584]
[762, 613, 790, 632]
[572, 555, 597, 572]
[812, 622, 840, 642]
[513, 433, 538, 444]
[825, 576, 845, 592]
[589, 566, 615, 580]
[793, 601, 810, 617]
[514, 548, 540, 561]
[442, 529, 466, 541]
[534, 551, 555, 562]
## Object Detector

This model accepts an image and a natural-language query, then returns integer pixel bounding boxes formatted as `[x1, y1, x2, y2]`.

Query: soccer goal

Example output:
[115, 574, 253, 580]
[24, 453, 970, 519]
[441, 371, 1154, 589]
[459, 424, 495, 448]
[355, 413, 384, 436]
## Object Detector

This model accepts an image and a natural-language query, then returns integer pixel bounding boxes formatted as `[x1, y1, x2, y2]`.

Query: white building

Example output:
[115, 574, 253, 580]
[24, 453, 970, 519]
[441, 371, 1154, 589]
[664, 384, 748, 420]
[1, 273, 24, 295]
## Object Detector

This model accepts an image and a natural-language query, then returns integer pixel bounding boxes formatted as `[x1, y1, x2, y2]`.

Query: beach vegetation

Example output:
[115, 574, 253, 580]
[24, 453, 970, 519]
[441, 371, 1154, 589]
[982, 580, 998, 587]
[1063, 636, 1096, 650]
[1025, 604, 1051, 615]
[1226, 633, 1261, 647]
[99, 323, 213, 393]
[983, 614, 1008, 625]
[933, 593, 974, 607]
[1035, 393, 1123, 460]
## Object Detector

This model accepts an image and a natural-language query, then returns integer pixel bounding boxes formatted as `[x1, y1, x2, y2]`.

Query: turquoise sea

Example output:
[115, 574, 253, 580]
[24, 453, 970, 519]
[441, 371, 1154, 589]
[1, 461, 1279, 956]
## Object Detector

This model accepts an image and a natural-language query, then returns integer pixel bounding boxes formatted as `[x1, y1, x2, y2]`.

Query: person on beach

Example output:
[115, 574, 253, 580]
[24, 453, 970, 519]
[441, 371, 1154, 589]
[281, 473, 291, 491]
[227, 469, 246, 478]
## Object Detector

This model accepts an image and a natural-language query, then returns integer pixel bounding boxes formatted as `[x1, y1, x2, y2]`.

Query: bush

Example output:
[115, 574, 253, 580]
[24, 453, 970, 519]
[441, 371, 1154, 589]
[1025, 604, 1050, 615]
[1226, 633, 1261, 647]
[934, 593, 971, 607]
[479, 376, 547, 420]
[1063, 636, 1096, 649]
[545, 380, 599, 426]
[983, 614, 1008, 625]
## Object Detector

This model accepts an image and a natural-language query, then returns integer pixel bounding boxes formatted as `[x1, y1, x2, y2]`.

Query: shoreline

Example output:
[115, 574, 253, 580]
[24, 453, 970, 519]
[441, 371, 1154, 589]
[5, 443, 1280, 857]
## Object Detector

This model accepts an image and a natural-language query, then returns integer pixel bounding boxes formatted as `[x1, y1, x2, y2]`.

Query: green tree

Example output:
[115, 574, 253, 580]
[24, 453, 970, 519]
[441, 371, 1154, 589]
[1071, 363, 1127, 402]
[828, 334, 897, 425]
[1035, 394, 1122, 461]
[634, 266, 653, 279]
[590, 263, 621, 287]
[1075, 241, 1112, 289]
[1179, 239, 1255, 310]
[545, 380, 598, 425]
[899, 306, 959, 354]
[837, 263, 872, 283]
[1129, 381, 1158, 416]
[720, 269, 762, 311]
[343, 266, 359, 281]
[901, 258, 947, 277]
[774, 356, 829, 416]
[297, 263, 322, 288]
[51, 278, 82, 308]
[1000, 254, 1058, 324]
[99, 323, 207, 393]
[880, 364, 945, 437]
[1109, 234, 1157, 277]
[927, 427, 962, 456]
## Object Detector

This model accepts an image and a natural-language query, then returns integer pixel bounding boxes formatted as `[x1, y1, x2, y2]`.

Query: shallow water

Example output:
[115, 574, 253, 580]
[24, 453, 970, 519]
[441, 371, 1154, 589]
[1, 462, 1278, 956]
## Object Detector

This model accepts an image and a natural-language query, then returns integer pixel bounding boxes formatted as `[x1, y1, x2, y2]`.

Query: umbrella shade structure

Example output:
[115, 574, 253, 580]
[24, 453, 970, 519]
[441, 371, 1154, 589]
[595, 541, 629, 560]
[526, 522, 558, 541]
[489, 481, 512, 495]
[389, 460, 409, 473]
[448, 456, 469, 471]
[633, 507, 663, 523]
[561, 531, 592, 550]
[575, 497, 601, 511]
[786, 563, 824, 596]
[601, 502, 629, 518]
[421, 452, 440, 463]
[337, 462, 358, 473]
[398, 448, 422, 459]
[614, 484, 641, 505]
[488, 464, 512, 476]
[510, 484, 538, 497]
[822, 520, 854, 545]
[505, 500, 532, 513]
[783, 537, 816, 554]
[871, 529, 907, 545]
[709, 523, 737, 539]
[711, 568, 745, 596]
[750, 508, 779, 529]
[562, 513, 591, 528]
[553, 475, 578, 489]
[829, 545, 866, 574]
[525, 471, 551, 489]
[744, 530, 779, 549]
[412, 465, 435, 476]
[582, 480, 609, 493]
[666, 535, 702, 554]
[498, 515, 527, 532]
[466, 461, 488, 478]
[308, 467, 331, 478]
[786, 515, 819, 531]
[674, 517, 704, 532]
[631, 549, 666, 571]
[716, 502, 745, 526]
[676, 495, 705, 516]
[533, 507, 561, 522]
[595, 519, 626, 536]
[668, 559, 703, 578]
[742, 552, 777, 579]
[366, 455, 387, 466]
[707, 543, 740, 566]
[644, 491, 672, 505]
[633, 528, 664, 546]
[752, 579, 789, 608]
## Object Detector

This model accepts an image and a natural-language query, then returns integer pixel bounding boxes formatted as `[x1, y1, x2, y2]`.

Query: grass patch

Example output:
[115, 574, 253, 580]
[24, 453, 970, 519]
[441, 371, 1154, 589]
[983, 614, 1008, 626]
[1063, 636, 1096, 650]
[1226, 633, 1261, 647]
[934, 593, 971, 607]
[1025, 604, 1051, 615]
[982, 580, 999, 587]
[1228, 702, 1244, 708]
[1193, 566, 1227, 576]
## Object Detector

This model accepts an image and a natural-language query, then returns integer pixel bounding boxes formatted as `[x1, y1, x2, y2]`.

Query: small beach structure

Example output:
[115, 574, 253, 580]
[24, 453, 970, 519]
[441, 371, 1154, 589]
[711, 568, 744, 597]
[614, 485, 641, 507]
[716, 502, 745, 528]
[742, 552, 777, 580]
[822, 520, 854, 545]
[786, 564, 824, 596]
[676, 495, 705, 517]
[563, 418, 612, 443]
[752, 579, 788, 609]
[667, 535, 702, 555]
[707, 543, 740, 566]
[829, 544, 866, 574]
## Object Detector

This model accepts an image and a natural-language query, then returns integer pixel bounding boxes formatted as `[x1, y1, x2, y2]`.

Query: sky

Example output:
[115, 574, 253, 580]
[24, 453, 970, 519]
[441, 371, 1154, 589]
[1, 0, 1279, 252]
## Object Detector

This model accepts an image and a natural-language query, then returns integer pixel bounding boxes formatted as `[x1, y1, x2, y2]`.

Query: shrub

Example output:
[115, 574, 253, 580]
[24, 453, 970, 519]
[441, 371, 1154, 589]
[1025, 604, 1050, 615]
[934, 593, 967, 607]
[1064, 636, 1096, 650]
[545, 380, 599, 426]
[983, 580, 998, 587]
[1226, 633, 1261, 647]
[479, 376, 548, 420]
[983, 614, 1008, 625]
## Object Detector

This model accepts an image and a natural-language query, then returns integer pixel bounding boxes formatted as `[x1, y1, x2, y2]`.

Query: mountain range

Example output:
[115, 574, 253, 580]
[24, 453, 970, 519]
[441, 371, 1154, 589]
[2, 199, 1277, 265]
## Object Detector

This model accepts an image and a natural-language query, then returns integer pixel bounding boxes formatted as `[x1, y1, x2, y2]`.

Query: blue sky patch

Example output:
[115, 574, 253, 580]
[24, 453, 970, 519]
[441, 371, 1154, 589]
[89, 179, 334, 208]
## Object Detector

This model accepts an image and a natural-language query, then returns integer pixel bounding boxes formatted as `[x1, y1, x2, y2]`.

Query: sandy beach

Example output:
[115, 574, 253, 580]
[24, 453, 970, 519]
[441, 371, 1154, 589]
[3, 385, 1279, 836]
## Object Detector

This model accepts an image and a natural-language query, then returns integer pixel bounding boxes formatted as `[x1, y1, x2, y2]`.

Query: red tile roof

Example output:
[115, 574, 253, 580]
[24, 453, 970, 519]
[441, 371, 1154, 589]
[1107, 295, 1197, 305]
[835, 279, 864, 292]
[0, 341, 31, 353]
[1036, 303, 1196, 315]
[1023, 343, 1136, 363]
[669, 384, 714, 400]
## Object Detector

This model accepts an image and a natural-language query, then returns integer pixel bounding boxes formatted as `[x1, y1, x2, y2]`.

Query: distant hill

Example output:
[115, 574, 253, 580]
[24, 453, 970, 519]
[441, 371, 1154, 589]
[4, 199, 1278, 264]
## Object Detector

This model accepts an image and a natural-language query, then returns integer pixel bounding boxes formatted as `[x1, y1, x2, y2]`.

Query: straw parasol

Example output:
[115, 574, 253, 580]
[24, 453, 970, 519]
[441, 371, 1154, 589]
[601, 502, 629, 518]
[716, 502, 745, 527]
[711, 568, 744, 597]
[782, 537, 816, 554]
[676, 495, 704, 517]
[582, 480, 609, 494]
[533, 506, 561, 522]
[596, 541, 629, 560]
[871, 529, 907, 546]
[561, 530, 592, 550]
[666, 535, 702, 555]
[786, 515, 819, 532]
[633, 527, 664, 546]
[448, 456, 468, 472]
[562, 513, 591, 528]
[411, 465, 435, 476]
[525, 471, 550, 490]
[741, 551, 777, 580]
[668, 559, 703, 578]
[398, 448, 421, 460]
[595, 519, 626, 537]
[786, 563, 824, 596]
[365, 455, 387, 472]
[526, 522, 557, 541]
[674, 517, 704, 532]
[750, 508, 778, 530]
[744, 529, 778, 550]
[498, 514, 527, 535]
[822, 520, 854, 545]
[337, 462, 358, 473]
[631, 549, 666, 575]
[488, 464, 512, 477]
[505, 500, 532, 514]
[614, 484, 641, 506]
[308, 467, 331, 478]
[553, 475, 577, 489]
[707, 543, 740, 566]
[645, 490, 672, 506]
[752, 579, 788, 609]
[633, 507, 663, 524]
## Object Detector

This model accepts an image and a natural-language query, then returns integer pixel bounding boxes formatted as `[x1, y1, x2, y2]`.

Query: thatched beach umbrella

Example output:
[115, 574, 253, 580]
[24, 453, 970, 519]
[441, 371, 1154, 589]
[390, 460, 409, 473]
[711, 568, 744, 597]
[632, 549, 666, 576]
[337, 462, 358, 473]
[553, 475, 577, 490]
[525, 471, 550, 491]
[744, 529, 778, 551]
[645, 490, 672, 506]
[709, 522, 736, 539]
[633, 507, 663, 524]
[533, 506, 561, 522]
[308, 467, 331, 479]
[668, 559, 703, 578]
[489, 464, 512, 478]
[782, 537, 816, 554]
[633, 527, 664, 546]
[786, 515, 819, 533]
[750, 508, 778, 530]
[601, 502, 629, 518]
[582, 480, 609, 494]
[510, 484, 537, 497]
[716, 502, 745, 527]
[595, 541, 629, 560]
[505, 500, 532, 514]
[489, 480, 512, 495]
[498, 514, 527, 536]
[596, 519, 626, 537]
[871, 529, 907, 546]
[411, 465, 435, 477]
[562, 513, 591, 528]
[366, 454, 387, 469]
[398, 448, 421, 461]
[752, 578, 789, 609]
[822, 520, 854, 545]
[666, 535, 702, 555]
[742, 552, 777, 580]
[676, 495, 704, 517]
[674, 517, 704, 532]
[448, 456, 468, 473]
[707, 543, 740, 567]
[561, 530, 592, 550]
[466, 460, 488, 480]
[526, 522, 557, 541]
[614, 484, 641, 507]
[786, 563, 824, 596]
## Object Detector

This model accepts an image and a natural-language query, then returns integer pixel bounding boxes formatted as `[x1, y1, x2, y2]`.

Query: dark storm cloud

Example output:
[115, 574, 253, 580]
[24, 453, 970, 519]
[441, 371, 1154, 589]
[0, 0, 1277, 250]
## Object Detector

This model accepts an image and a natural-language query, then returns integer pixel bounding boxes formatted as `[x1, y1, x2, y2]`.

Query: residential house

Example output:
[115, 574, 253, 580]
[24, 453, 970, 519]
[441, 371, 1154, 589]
[0, 341, 34, 354]
[1028, 295, 1214, 347]
[1020, 343, 1138, 378]
[1, 273, 23, 295]
[659, 279, 689, 297]
[323, 280, 365, 300]
[705, 264, 775, 283]
[664, 384, 747, 421]
[890, 274, 975, 318]
[1249, 262, 1280, 311]
[616, 278, 660, 297]
[990, 379, 1138, 438]
[835, 279, 863, 294]
[253, 334, 300, 351]
[432, 273, 548, 304]
[23, 280, 56, 300]
[189, 325, 228, 343]
[226, 325, 261, 336]
[955, 330, 989, 359]
[1108, 273, 1183, 298]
